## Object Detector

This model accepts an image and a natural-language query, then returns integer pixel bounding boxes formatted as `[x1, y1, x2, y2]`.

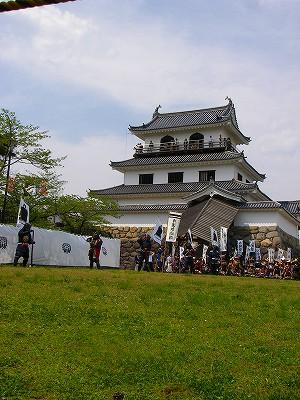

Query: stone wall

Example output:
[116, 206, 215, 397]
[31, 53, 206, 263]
[101, 224, 300, 269]
[229, 225, 300, 258]
[101, 226, 158, 269]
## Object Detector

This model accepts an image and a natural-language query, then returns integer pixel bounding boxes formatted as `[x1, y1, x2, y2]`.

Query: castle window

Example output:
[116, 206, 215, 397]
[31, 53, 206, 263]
[160, 135, 174, 151]
[189, 132, 204, 149]
[199, 170, 215, 181]
[139, 174, 153, 184]
[237, 173, 243, 181]
[168, 172, 183, 183]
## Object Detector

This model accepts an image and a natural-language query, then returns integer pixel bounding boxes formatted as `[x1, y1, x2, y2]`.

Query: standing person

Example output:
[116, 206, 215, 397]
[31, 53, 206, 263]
[14, 223, 34, 267]
[183, 243, 195, 273]
[86, 233, 103, 269]
[137, 233, 152, 271]
[155, 246, 164, 271]
[165, 254, 173, 273]
[147, 251, 155, 272]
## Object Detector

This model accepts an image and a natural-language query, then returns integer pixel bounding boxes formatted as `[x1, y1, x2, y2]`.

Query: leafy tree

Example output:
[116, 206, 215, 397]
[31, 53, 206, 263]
[1, 171, 65, 223]
[0, 108, 64, 176]
[33, 194, 119, 235]
[0, 108, 65, 221]
[2, 173, 119, 234]
[0, 108, 119, 232]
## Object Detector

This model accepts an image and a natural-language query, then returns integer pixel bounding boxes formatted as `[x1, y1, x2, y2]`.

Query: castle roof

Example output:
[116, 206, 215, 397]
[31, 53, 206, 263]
[278, 200, 300, 215]
[238, 201, 300, 223]
[110, 150, 265, 181]
[117, 200, 300, 221]
[111, 150, 241, 168]
[129, 99, 250, 144]
[91, 180, 270, 200]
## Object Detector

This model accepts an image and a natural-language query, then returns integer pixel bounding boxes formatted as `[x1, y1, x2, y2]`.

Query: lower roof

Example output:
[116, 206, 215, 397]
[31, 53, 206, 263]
[92, 180, 263, 196]
[278, 200, 300, 215]
[117, 200, 300, 221]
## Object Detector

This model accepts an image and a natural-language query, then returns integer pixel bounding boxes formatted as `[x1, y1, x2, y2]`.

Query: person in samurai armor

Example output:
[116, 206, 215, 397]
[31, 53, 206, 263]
[86, 233, 103, 269]
[13, 223, 34, 267]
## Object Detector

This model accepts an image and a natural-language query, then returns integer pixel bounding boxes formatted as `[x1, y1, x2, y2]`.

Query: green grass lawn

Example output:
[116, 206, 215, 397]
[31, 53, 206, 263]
[0, 267, 299, 400]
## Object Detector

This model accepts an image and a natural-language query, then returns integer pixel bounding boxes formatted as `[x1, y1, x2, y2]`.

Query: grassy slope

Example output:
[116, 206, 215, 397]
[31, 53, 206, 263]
[0, 267, 299, 400]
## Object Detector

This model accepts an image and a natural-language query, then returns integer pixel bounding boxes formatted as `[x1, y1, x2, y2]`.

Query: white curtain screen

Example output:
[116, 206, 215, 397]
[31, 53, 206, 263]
[0, 225, 120, 268]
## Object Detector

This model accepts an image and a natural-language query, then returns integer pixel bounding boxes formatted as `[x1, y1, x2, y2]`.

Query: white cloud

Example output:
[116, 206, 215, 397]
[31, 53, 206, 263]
[1, 4, 299, 200]
[49, 131, 137, 196]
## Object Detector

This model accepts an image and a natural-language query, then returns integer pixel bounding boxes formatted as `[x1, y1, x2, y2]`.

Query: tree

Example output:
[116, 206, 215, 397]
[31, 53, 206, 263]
[1, 173, 119, 234]
[0, 108, 119, 232]
[0, 108, 64, 176]
[0, 108, 65, 221]
[34, 194, 119, 235]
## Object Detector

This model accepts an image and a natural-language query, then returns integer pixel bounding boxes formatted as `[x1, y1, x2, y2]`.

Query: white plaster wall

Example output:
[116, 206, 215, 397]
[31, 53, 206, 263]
[234, 210, 299, 238]
[117, 196, 186, 206]
[233, 165, 253, 183]
[124, 164, 236, 184]
[106, 212, 169, 226]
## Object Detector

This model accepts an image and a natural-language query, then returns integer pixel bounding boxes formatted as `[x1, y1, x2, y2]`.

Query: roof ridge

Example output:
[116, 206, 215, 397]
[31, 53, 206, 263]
[155, 104, 228, 117]
[278, 200, 300, 203]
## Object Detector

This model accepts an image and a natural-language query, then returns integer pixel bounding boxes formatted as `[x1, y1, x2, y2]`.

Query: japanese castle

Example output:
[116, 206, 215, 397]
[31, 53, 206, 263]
[92, 98, 300, 256]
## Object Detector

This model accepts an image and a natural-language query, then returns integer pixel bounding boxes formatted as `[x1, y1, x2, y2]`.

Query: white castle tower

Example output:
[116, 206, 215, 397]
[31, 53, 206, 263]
[92, 99, 299, 265]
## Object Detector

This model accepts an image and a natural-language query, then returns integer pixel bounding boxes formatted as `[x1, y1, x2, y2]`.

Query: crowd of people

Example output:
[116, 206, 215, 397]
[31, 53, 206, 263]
[135, 234, 300, 280]
[11, 225, 300, 280]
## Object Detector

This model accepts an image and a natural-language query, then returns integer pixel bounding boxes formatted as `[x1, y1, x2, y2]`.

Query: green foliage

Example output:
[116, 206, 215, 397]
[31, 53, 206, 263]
[0, 108, 64, 175]
[0, 269, 299, 400]
[0, 108, 118, 231]
[34, 194, 119, 234]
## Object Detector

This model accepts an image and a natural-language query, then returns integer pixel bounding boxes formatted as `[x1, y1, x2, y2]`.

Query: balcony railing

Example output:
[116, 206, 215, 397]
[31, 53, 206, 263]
[133, 139, 236, 157]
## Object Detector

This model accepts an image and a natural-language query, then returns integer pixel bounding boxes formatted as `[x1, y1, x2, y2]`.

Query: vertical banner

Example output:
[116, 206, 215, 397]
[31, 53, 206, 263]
[268, 248, 275, 263]
[237, 240, 243, 256]
[202, 244, 208, 260]
[210, 227, 219, 246]
[249, 240, 256, 253]
[179, 246, 184, 260]
[165, 212, 181, 243]
[255, 248, 261, 261]
[287, 247, 292, 261]
[16, 197, 30, 226]
[152, 220, 163, 245]
[171, 243, 176, 257]
[245, 245, 250, 262]
[219, 227, 228, 252]
[187, 228, 193, 244]
[276, 248, 284, 261]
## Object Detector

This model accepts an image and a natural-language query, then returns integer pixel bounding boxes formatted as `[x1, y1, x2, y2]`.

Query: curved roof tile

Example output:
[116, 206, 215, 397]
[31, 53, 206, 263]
[129, 100, 250, 143]
[92, 180, 259, 196]
[111, 151, 242, 168]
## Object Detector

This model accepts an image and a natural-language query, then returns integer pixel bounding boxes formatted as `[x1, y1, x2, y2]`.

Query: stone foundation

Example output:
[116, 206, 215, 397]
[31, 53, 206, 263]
[229, 225, 300, 258]
[102, 224, 300, 269]
[101, 226, 162, 269]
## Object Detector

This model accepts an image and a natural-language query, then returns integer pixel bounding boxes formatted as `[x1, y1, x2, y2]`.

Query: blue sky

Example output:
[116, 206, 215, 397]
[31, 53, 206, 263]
[0, 0, 299, 199]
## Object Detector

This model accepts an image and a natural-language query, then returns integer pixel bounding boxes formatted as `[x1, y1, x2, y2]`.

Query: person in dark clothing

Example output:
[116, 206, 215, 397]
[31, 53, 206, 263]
[207, 245, 220, 274]
[183, 243, 195, 273]
[137, 234, 152, 271]
[20, 204, 28, 223]
[14, 223, 34, 267]
[86, 233, 103, 269]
